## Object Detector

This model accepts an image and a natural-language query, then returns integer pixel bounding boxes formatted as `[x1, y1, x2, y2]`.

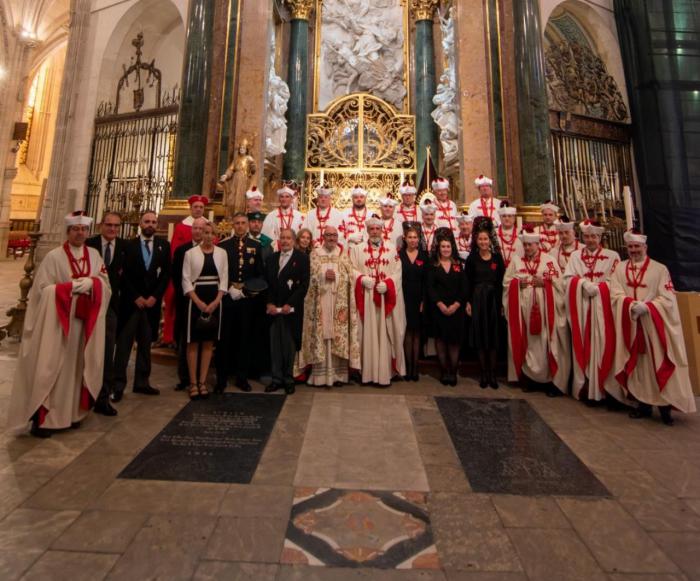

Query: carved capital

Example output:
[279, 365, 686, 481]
[285, 0, 314, 20]
[410, 0, 440, 21]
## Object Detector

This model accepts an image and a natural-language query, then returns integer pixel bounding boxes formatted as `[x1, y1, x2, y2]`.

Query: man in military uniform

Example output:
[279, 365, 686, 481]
[247, 211, 273, 266]
[216, 213, 264, 392]
[247, 211, 273, 380]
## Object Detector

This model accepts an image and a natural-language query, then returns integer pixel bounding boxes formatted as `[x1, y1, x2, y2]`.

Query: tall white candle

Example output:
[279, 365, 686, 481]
[320, 170, 324, 188]
[623, 186, 634, 230]
[167, 222, 174, 241]
[516, 216, 523, 232]
[208, 210, 214, 222]
[400, 171, 404, 185]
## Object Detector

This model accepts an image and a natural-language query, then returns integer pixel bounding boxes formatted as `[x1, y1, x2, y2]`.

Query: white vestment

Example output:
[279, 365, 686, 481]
[564, 246, 621, 401]
[382, 217, 403, 248]
[496, 226, 523, 268]
[350, 240, 407, 384]
[536, 223, 559, 254]
[434, 199, 459, 235]
[553, 240, 581, 272]
[9, 244, 110, 431]
[302, 206, 344, 247]
[261, 208, 305, 249]
[340, 207, 369, 250]
[467, 197, 502, 225]
[396, 204, 420, 227]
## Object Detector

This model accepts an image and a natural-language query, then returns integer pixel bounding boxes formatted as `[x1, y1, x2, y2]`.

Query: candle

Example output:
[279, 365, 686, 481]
[95, 178, 107, 227]
[320, 170, 324, 188]
[623, 186, 634, 230]
[208, 210, 214, 222]
[400, 171, 404, 185]
[600, 198, 606, 221]
[516, 216, 523, 232]
[167, 222, 174, 241]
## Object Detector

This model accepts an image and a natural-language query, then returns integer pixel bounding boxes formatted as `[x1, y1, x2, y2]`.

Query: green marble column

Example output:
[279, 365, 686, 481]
[282, 17, 310, 183]
[218, 0, 240, 176]
[172, 0, 215, 199]
[414, 17, 440, 183]
[512, 0, 553, 203]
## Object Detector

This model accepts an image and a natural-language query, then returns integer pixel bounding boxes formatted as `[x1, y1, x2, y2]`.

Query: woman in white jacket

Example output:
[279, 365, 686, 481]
[182, 222, 228, 399]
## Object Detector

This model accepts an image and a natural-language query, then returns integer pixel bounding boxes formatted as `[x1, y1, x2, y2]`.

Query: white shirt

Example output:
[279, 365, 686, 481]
[278, 250, 293, 274]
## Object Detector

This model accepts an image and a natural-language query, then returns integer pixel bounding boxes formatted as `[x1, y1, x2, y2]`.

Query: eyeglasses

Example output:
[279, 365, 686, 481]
[103, 223, 120, 227]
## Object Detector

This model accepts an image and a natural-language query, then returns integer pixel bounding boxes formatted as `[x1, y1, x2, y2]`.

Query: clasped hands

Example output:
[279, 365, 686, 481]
[266, 303, 292, 316]
[72, 277, 93, 295]
[519, 275, 545, 289]
[438, 301, 460, 316]
[582, 281, 600, 298]
[361, 276, 387, 294]
[134, 296, 157, 309]
[630, 301, 649, 320]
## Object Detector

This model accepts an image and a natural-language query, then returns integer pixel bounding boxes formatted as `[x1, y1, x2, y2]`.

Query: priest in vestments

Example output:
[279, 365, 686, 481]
[9, 212, 110, 438]
[162, 195, 207, 345]
[301, 226, 360, 386]
[350, 215, 406, 386]
[563, 220, 621, 402]
[503, 225, 569, 396]
[609, 230, 696, 425]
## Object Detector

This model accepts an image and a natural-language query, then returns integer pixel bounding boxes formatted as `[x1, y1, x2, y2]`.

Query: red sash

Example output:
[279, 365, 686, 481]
[508, 278, 527, 379]
[354, 277, 396, 320]
[544, 279, 558, 379]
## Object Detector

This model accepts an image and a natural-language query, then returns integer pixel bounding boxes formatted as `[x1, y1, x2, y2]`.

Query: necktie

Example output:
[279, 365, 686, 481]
[104, 242, 112, 266]
[144, 239, 152, 255]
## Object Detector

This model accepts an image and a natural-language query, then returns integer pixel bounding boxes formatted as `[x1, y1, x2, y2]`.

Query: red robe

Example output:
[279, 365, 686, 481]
[162, 217, 194, 343]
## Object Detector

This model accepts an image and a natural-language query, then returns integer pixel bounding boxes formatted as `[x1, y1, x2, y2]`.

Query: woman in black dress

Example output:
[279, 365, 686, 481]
[426, 232, 467, 386]
[399, 223, 428, 381]
[182, 222, 228, 399]
[464, 219, 505, 389]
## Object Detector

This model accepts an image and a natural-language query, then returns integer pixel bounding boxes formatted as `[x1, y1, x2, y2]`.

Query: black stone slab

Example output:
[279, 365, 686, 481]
[436, 397, 609, 496]
[119, 393, 285, 483]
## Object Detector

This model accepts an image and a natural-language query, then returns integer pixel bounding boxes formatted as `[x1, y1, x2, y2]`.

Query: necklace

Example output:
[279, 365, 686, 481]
[399, 205, 417, 221]
[315, 206, 332, 243]
[581, 245, 602, 275]
[382, 218, 395, 240]
[625, 256, 650, 299]
[367, 240, 386, 279]
[480, 196, 495, 218]
[278, 208, 293, 230]
[523, 251, 541, 278]
[422, 224, 436, 249]
[63, 242, 91, 278]
[435, 199, 454, 230]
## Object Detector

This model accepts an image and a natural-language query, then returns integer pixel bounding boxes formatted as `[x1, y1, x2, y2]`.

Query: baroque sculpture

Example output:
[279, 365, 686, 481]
[219, 139, 257, 219]
[431, 7, 459, 170]
[265, 30, 290, 159]
[320, 0, 406, 110]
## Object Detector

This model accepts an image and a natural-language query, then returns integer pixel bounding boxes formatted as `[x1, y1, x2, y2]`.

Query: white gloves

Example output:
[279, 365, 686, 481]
[361, 276, 375, 289]
[228, 286, 244, 301]
[219, 174, 228, 182]
[375, 281, 388, 294]
[348, 233, 363, 244]
[583, 281, 599, 298]
[72, 277, 93, 295]
[631, 301, 649, 318]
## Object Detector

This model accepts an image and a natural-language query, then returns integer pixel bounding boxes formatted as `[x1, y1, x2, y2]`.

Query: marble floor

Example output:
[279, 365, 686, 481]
[1, 260, 700, 580]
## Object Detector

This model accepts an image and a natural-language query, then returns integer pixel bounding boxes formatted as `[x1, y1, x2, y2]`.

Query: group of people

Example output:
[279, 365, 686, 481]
[8, 174, 696, 438]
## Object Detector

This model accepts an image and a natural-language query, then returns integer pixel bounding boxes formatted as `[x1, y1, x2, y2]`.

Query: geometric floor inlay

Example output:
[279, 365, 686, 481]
[281, 488, 440, 569]
[437, 397, 610, 496]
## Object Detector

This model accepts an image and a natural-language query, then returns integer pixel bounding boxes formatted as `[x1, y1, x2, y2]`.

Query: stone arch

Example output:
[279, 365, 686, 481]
[542, 0, 630, 122]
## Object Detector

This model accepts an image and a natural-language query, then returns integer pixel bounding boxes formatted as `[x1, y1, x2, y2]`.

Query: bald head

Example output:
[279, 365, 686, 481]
[191, 217, 207, 243]
[322, 226, 339, 250]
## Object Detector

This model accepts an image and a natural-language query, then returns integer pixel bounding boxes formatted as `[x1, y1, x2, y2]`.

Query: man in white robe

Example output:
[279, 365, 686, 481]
[503, 225, 569, 395]
[303, 186, 344, 247]
[301, 227, 361, 386]
[432, 177, 459, 235]
[553, 218, 580, 271]
[563, 220, 621, 402]
[340, 186, 369, 250]
[419, 199, 438, 253]
[467, 174, 502, 225]
[456, 213, 473, 262]
[9, 212, 111, 437]
[396, 182, 420, 226]
[245, 186, 265, 214]
[350, 216, 407, 385]
[379, 195, 403, 247]
[261, 185, 305, 249]
[610, 230, 696, 425]
[496, 204, 522, 268]
[536, 200, 560, 254]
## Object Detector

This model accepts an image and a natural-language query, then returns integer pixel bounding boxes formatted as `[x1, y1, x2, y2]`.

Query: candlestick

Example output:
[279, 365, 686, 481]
[320, 170, 324, 188]
[623, 186, 634, 230]
[95, 178, 107, 227]
[208, 210, 214, 222]
[167, 222, 174, 241]
[516, 216, 523, 232]
[400, 171, 404, 185]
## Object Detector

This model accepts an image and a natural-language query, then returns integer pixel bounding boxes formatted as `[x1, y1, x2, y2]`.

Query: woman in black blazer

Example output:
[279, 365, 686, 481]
[426, 230, 467, 386]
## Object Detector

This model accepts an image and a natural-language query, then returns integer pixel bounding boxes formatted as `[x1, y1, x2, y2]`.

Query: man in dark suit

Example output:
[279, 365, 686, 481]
[265, 228, 310, 394]
[216, 213, 264, 393]
[171, 217, 206, 390]
[113, 210, 171, 401]
[86, 211, 125, 416]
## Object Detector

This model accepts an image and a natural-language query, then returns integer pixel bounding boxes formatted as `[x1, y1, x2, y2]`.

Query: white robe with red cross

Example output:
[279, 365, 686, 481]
[340, 206, 369, 251]
[564, 246, 621, 401]
[434, 198, 459, 235]
[536, 223, 559, 254]
[503, 251, 570, 391]
[261, 207, 305, 250]
[9, 243, 110, 431]
[350, 240, 406, 384]
[467, 196, 502, 225]
[496, 225, 523, 268]
[302, 206, 344, 248]
[609, 258, 696, 413]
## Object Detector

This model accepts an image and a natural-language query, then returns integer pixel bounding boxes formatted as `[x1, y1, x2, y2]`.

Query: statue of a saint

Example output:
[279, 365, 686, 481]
[219, 138, 257, 218]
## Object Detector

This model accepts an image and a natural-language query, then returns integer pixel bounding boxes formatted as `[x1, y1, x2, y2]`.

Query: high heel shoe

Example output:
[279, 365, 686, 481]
[188, 384, 199, 400]
[198, 382, 209, 400]
[479, 372, 488, 389]
[488, 372, 499, 389]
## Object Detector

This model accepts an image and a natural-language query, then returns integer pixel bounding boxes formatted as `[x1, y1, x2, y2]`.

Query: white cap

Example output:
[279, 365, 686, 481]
[379, 195, 399, 207]
[65, 211, 93, 227]
[474, 175, 493, 187]
[579, 220, 605, 236]
[315, 186, 333, 197]
[399, 183, 417, 196]
[555, 221, 575, 232]
[419, 199, 436, 215]
[623, 229, 647, 244]
[431, 177, 450, 191]
[277, 185, 296, 197]
[351, 186, 367, 197]
[518, 225, 540, 244]
[498, 205, 517, 217]
[365, 214, 383, 228]
[246, 186, 263, 200]
[540, 200, 560, 213]
[456, 213, 473, 224]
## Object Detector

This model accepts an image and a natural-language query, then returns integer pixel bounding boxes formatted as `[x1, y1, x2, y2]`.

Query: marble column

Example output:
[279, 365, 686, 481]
[282, 0, 314, 183]
[171, 0, 215, 199]
[411, 0, 440, 183]
[37, 0, 91, 258]
[512, 0, 553, 203]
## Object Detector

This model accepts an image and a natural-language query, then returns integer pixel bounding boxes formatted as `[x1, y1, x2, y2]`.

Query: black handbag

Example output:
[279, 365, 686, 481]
[194, 312, 218, 333]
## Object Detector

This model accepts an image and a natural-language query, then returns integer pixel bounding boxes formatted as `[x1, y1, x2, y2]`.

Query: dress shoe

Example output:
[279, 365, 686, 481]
[284, 383, 296, 395]
[133, 385, 160, 396]
[412, 374, 420, 382]
[660, 406, 674, 426]
[545, 385, 561, 397]
[235, 378, 252, 392]
[94, 401, 118, 416]
[70, 421, 81, 429]
[110, 391, 123, 403]
[629, 403, 652, 419]
[30, 425, 52, 438]
[479, 372, 488, 389]
[265, 383, 282, 393]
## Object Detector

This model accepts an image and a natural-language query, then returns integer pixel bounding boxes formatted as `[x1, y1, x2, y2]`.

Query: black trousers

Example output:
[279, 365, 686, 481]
[215, 296, 253, 386]
[114, 309, 153, 394]
[269, 316, 296, 387]
[98, 308, 118, 403]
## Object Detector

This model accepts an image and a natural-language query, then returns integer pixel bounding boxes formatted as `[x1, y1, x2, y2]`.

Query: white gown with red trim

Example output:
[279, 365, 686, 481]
[382, 217, 403, 248]
[536, 223, 559, 254]
[349, 240, 406, 384]
[467, 196, 502, 225]
[340, 207, 369, 250]
[434, 199, 459, 235]
[396, 204, 420, 227]
[261, 208, 305, 249]
[9, 244, 110, 431]
[564, 246, 621, 401]
[497, 226, 522, 268]
[503, 251, 569, 390]
[553, 240, 580, 272]
[609, 258, 696, 413]
[302, 206, 344, 247]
